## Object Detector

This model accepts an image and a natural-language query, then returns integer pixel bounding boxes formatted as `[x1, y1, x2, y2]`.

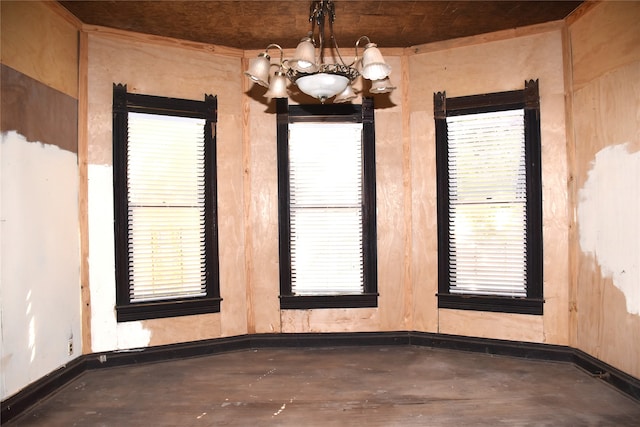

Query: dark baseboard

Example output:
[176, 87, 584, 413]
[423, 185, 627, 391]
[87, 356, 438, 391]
[570, 347, 640, 401]
[3, 331, 639, 422]
[1, 356, 87, 423]
[250, 331, 412, 348]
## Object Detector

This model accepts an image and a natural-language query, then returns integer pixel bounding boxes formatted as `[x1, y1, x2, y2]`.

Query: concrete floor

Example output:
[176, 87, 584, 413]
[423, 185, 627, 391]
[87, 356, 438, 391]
[6, 346, 640, 426]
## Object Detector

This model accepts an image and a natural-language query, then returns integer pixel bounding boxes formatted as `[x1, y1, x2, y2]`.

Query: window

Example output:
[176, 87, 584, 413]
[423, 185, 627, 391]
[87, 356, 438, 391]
[277, 99, 378, 309]
[434, 80, 543, 315]
[112, 84, 221, 322]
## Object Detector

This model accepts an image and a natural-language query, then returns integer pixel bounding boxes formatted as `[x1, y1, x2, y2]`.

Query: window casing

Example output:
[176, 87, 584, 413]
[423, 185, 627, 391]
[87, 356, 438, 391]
[434, 80, 543, 315]
[277, 99, 378, 309]
[113, 84, 221, 322]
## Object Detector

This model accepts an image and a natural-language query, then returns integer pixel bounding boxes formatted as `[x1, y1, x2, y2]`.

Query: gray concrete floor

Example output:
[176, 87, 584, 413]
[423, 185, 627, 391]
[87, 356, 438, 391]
[7, 346, 640, 426]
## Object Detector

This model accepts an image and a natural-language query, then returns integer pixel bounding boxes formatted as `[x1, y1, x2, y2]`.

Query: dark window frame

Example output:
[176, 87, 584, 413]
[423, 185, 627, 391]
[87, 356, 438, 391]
[112, 83, 221, 322]
[277, 98, 378, 309]
[434, 80, 543, 315]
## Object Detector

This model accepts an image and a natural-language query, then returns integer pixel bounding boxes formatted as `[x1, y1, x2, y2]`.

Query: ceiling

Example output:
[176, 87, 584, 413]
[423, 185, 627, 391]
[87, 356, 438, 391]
[59, 1, 583, 51]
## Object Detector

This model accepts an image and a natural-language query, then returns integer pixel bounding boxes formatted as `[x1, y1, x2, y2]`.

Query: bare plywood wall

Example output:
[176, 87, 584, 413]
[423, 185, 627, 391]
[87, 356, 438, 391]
[569, 1, 640, 379]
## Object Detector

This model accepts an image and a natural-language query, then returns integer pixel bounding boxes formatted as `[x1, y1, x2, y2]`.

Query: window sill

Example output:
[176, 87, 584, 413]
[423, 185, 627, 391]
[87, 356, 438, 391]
[280, 294, 378, 310]
[116, 297, 222, 322]
[437, 294, 543, 315]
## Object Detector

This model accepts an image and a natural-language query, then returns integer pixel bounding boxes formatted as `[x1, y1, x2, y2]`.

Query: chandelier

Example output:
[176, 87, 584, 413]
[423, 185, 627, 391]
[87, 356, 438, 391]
[244, 0, 395, 103]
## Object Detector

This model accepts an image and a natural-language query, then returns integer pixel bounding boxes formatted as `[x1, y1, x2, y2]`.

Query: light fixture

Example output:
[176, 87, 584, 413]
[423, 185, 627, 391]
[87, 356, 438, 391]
[244, 0, 394, 103]
[369, 77, 397, 94]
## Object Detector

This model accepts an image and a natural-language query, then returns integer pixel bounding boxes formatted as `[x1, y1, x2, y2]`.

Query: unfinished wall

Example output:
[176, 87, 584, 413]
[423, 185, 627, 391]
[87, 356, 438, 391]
[86, 21, 573, 346]
[84, 29, 247, 351]
[4, 0, 639, 406]
[244, 51, 410, 334]
[0, 1, 81, 400]
[407, 23, 570, 344]
[569, 1, 640, 378]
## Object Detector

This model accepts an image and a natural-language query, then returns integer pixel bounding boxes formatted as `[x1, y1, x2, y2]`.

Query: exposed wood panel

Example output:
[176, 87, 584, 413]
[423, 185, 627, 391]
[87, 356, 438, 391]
[540, 76, 571, 346]
[570, 2, 640, 378]
[245, 90, 282, 334]
[408, 29, 570, 343]
[372, 56, 408, 331]
[85, 30, 247, 347]
[85, 32, 242, 165]
[576, 261, 640, 380]
[245, 54, 408, 334]
[401, 53, 414, 331]
[280, 309, 380, 332]
[409, 110, 439, 333]
[562, 23, 579, 350]
[1, 1, 79, 98]
[242, 56, 257, 335]
[58, 1, 582, 50]
[569, 1, 640, 91]
[143, 314, 221, 346]
[576, 231, 640, 376]
[439, 309, 545, 342]
[218, 109, 250, 337]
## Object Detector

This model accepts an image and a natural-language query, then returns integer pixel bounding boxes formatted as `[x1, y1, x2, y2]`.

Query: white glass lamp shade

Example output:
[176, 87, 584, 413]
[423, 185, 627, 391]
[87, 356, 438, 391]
[361, 43, 391, 81]
[265, 71, 288, 99]
[289, 37, 318, 73]
[244, 53, 271, 88]
[369, 77, 396, 94]
[296, 73, 350, 103]
[334, 84, 357, 103]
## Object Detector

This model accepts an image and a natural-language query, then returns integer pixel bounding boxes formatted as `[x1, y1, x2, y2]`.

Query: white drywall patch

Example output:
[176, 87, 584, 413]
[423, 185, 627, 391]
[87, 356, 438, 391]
[117, 322, 152, 349]
[87, 164, 151, 351]
[1, 131, 81, 399]
[87, 164, 118, 352]
[578, 143, 640, 315]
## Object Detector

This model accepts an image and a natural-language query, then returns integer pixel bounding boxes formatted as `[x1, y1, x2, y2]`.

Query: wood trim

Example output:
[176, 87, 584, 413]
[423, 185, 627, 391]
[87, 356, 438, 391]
[400, 53, 413, 330]
[276, 100, 378, 307]
[78, 29, 92, 354]
[3, 331, 639, 422]
[361, 97, 378, 299]
[437, 294, 544, 315]
[112, 87, 221, 321]
[81, 24, 244, 58]
[275, 98, 291, 300]
[115, 298, 222, 322]
[407, 20, 565, 56]
[433, 83, 543, 314]
[561, 22, 579, 349]
[279, 294, 379, 310]
[241, 56, 256, 334]
[564, 0, 601, 27]
[42, 0, 83, 28]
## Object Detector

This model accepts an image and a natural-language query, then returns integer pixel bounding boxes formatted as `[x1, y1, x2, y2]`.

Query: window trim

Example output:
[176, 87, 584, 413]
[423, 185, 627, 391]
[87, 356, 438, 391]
[434, 80, 543, 315]
[276, 98, 378, 309]
[112, 83, 221, 322]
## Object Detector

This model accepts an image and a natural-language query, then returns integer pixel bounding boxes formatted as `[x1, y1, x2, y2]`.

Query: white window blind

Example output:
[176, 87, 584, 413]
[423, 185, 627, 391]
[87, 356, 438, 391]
[127, 112, 207, 302]
[446, 109, 527, 297]
[288, 122, 364, 296]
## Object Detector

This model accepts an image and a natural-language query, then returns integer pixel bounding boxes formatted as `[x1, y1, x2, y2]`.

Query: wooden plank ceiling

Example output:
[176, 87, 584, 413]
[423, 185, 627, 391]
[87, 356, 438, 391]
[59, 1, 583, 50]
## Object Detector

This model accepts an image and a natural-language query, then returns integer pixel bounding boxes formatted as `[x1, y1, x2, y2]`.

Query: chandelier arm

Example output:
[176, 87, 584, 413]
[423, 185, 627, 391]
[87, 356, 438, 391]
[309, 3, 319, 48]
[327, 2, 349, 67]
[316, 1, 327, 63]
[265, 43, 284, 67]
[310, 1, 321, 24]
[352, 36, 372, 67]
